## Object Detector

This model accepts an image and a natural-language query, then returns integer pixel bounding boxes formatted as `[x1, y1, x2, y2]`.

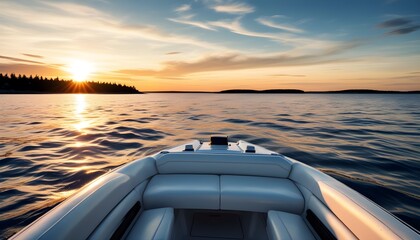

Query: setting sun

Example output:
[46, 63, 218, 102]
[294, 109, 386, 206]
[67, 60, 93, 82]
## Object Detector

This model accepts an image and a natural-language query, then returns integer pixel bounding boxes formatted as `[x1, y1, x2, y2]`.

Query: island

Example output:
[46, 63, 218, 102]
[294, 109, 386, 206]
[146, 89, 419, 94]
[0, 73, 142, 94]
[219, 89, 419, 94]
[220, 89, 304, 93]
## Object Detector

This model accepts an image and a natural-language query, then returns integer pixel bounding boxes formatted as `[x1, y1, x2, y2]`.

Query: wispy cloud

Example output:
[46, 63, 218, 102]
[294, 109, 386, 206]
[0, 63, 66, 76]
[378, 18, 412, 28]
[168, 17, 216, 31]
[209, 2, 254, 15]
[256, 17, 304, 34]
[21, 53, 44, 59]
[116, 41, 359, 77]
[208, 18, 335, 50]
[175, 4, 191, 13]
[170, 4, 217, 31]
[269, 74, 306, 77]
[378, 17, 420, 35]
[166, 52, 181, 55]
[210, 18, 278, 39]
[388, 25, 420, 35]
[0, 55, 43, 64]
[0, 1, 224, 51]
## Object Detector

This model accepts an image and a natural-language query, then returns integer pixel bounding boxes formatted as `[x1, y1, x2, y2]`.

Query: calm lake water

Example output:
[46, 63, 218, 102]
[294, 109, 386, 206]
[0, 93, 419, 238]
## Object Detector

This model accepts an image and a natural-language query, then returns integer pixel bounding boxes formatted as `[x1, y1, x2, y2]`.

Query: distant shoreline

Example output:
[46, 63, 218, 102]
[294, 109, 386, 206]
[145, 89, 420, 94]
[1, 72, 418, 94]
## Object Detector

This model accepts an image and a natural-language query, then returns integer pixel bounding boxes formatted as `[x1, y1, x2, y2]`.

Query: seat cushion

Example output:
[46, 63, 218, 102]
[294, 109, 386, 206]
[143, 174, 220, 210]
[155, 153, 292, 178]
[267, 210, 315, 240]
[220, 175, 304, 214]
[126, 208, 174, 240]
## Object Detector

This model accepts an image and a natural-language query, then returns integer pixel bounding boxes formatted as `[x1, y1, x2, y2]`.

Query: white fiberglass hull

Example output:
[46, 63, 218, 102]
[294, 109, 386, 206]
[11, 137, 419, 240]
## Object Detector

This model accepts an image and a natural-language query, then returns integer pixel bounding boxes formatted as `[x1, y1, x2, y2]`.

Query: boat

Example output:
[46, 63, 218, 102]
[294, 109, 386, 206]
[10, 136, 419, 240]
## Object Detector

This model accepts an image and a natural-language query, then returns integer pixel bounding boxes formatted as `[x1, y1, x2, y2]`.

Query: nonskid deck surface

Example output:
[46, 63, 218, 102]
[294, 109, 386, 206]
[172, 210, 270, 240]
[191, 213, 242, 239]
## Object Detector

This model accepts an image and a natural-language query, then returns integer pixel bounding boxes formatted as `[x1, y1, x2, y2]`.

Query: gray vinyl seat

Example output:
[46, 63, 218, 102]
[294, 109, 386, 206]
[126, 208, 174, 240]
[266, 210, 315, 240]
[143, 174, 220, 210]
[220, 175, 304, 214]
[143, 174, 304, 214]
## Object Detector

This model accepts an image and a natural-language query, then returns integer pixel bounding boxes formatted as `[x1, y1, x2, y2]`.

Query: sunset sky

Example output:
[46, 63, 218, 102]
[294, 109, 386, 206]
[0, 0, 419, 91]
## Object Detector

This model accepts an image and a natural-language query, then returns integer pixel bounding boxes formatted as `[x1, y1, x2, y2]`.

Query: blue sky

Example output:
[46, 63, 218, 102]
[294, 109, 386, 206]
[0, 0, 419, 90]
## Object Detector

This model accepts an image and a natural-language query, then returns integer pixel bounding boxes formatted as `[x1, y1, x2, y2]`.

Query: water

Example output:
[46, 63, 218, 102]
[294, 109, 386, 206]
[0, 93, 419, 238]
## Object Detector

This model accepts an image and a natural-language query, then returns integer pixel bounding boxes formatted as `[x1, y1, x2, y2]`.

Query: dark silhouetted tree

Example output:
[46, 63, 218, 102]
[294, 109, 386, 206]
[0, 73, 141, 93]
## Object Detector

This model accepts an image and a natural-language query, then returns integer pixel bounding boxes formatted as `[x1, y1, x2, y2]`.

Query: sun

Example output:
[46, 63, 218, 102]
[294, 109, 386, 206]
[67, 60, 94, 82]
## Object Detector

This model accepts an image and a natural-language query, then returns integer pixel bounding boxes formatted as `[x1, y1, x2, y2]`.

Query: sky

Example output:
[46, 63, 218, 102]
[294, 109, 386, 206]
[0, 0, 419, 91]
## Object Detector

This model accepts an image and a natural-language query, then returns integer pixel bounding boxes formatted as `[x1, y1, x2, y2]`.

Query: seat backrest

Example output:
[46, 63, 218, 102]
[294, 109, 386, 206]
[155, 153, 293, 178]
[221, 175, 304, 214]
[143, 174, 220, 210]
[143, 174, 305, 214]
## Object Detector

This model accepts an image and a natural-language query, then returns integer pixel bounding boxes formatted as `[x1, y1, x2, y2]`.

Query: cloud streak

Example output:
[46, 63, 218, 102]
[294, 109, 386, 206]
[378, 18, 411, 28]
[388, 25, 420, 35]
[175, 4, 191, 13]
[116, 41, 360, 77]
[378, 17, 420, 35]
[168, 17, 216, 31]
[21, 53, 44, 59]
[256, 17, 304, 34]
[269, 74, 306, 77]
[210, 2, 254, 14]
[208, 18, 336, 50]
[0, 1, 225, 51]
[0, 55, 43, 64]
[0, 63, 66, 76]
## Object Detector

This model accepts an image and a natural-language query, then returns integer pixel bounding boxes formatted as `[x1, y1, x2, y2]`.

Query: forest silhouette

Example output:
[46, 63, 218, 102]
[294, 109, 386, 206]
[0, 73, 141, 93]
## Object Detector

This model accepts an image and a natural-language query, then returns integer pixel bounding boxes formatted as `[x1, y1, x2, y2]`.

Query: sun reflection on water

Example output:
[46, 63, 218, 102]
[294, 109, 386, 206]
[73, 141, 84, 148]
[75, 94, 86, 114]
[74, 121, 90, 132]
[73, 94, 90, 133]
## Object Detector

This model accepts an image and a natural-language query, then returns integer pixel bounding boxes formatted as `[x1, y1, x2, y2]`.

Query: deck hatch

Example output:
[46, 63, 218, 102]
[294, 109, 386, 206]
[190, 212, 243, 239]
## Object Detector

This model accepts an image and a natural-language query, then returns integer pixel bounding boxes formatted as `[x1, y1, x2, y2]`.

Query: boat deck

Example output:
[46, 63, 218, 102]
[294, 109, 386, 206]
[173, 210, 269, 240]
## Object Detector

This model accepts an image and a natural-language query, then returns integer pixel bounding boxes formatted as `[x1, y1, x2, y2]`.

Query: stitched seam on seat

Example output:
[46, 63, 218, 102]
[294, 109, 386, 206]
[151, 209, 167, 240]
[218, 175, 221, 210]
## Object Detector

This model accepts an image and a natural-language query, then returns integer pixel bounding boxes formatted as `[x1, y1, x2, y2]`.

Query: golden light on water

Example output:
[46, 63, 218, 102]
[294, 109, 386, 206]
[67, 60, 94, 82]
[74, 121, 90, 132]
[73, 94, 90, 133]
[75, 94, 86, 114]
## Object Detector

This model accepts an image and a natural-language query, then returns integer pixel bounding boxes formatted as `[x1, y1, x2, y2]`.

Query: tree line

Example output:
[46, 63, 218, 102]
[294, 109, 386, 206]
[0, 73, 141, 93]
